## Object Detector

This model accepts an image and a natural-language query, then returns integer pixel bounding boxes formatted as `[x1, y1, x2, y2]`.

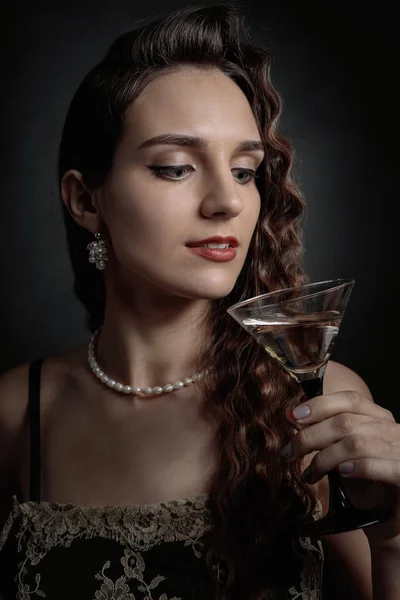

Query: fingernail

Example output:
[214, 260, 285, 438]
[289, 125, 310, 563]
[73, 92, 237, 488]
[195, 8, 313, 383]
[301, 466, 313, 483]
[338, 462, 354, 474]
[291, 405, 311, 421]
[281, 442, 293, 459]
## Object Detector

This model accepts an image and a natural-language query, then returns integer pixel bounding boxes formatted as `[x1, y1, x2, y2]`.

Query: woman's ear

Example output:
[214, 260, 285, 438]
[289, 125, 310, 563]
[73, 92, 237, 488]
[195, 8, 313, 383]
[61, 169, 102, 235]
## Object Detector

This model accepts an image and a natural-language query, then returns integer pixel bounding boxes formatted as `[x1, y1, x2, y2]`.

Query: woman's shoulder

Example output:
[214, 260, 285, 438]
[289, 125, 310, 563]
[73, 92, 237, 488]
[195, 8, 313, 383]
[0, 362, 32, 479]
[0, 345, 88, 479]
[324, 360, 372, 399]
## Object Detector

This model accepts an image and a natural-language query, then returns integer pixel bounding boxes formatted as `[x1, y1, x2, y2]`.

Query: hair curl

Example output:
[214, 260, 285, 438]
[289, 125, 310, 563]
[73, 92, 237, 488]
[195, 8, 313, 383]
[58, 4, 320, 598]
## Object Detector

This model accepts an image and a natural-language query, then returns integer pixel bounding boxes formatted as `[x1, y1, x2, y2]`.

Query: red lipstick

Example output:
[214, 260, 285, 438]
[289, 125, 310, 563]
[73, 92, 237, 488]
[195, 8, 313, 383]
[186, 236, 238, 262]
[186, 236, 238, 247]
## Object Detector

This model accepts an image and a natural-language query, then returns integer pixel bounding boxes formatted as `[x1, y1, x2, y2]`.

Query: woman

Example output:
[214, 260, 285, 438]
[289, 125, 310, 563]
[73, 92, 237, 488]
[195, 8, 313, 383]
[0, 4, 399, 599]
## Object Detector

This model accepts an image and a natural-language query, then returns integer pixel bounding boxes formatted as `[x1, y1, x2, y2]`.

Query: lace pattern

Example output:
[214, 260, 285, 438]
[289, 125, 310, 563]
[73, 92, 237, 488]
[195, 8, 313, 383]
[0, 495, 324, 600]
[1, 494, 212, 556]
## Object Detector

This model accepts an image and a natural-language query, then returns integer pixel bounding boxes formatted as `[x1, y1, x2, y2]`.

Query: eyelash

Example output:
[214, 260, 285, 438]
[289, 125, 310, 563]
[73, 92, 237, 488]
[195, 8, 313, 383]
[147, 165, 259, 184]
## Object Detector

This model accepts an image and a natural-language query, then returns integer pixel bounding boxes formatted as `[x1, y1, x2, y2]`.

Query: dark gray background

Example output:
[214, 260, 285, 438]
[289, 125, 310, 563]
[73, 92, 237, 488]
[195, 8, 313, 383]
[0, 1, 397, 415]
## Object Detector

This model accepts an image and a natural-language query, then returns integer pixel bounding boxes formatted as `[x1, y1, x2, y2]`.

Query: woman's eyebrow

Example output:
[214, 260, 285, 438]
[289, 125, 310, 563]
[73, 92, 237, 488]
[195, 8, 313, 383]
[137, 133, 265, 154]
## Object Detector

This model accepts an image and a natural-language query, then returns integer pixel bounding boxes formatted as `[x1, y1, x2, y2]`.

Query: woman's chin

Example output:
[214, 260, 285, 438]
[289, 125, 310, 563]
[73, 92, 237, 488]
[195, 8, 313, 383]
[178, 281, 237, 301]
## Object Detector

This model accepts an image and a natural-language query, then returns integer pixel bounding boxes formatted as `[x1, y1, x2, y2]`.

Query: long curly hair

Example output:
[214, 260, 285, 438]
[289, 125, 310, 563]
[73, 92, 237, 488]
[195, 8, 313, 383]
[58, 4, 320, 598]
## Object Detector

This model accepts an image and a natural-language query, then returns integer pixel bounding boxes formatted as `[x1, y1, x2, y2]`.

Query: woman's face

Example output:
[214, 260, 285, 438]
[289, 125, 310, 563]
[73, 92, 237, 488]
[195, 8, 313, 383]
[97, 66, 264, 301]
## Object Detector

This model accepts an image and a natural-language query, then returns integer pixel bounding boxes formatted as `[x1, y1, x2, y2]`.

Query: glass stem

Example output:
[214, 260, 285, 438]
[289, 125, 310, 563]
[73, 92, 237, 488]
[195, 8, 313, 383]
[301, 377, 323, 400]
[301, 374, 353, 526]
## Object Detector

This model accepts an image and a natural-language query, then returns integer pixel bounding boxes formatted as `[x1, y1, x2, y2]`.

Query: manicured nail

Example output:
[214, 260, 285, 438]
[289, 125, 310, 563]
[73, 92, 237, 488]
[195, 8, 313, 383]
[338, 462, 354, 474]
[301, 466, 313, 483]
[281, 442, 293, 459]
[291, 405, 311, 421]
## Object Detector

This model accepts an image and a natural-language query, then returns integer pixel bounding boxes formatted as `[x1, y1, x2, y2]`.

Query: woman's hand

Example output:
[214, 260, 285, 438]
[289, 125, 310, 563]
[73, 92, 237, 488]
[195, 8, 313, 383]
[281, 390, 400, 548]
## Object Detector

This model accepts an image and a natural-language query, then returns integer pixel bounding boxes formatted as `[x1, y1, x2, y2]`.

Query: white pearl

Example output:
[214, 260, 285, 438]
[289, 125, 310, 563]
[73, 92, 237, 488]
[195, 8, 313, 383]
[152, 386, 163, 394]
[115, 383, 123, 392]
[191, 374, 200, 382]
[141, 387, 153, 395]
[123, 386, 132, 394]
[163, 384, 174, 393]
[173, 381, 184, 390]
[183, 378, 192, 386]
[132, 387, 142, 395]
[108, 380, 116, 388]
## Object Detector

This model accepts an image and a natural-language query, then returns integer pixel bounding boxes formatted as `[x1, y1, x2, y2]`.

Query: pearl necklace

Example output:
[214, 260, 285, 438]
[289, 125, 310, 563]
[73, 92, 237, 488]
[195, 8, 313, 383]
[88, 329, 204, 396]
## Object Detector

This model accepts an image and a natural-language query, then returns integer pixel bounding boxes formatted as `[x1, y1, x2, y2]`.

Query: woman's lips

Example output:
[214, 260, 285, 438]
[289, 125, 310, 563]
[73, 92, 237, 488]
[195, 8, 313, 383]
[187, 246, 237, 262]
[186, 236, 238, 247]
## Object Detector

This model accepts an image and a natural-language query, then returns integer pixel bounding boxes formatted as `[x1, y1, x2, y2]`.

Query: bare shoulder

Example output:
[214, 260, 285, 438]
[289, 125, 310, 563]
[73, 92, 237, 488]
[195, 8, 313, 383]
[0, 362, 31, 479]
[324, 360, 373, 401]
[0, 344, 88, 481]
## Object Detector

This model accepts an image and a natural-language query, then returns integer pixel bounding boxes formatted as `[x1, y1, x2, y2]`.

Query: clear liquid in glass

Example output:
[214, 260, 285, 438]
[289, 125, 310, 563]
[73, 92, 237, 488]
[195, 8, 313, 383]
[243, 310, 341, 381]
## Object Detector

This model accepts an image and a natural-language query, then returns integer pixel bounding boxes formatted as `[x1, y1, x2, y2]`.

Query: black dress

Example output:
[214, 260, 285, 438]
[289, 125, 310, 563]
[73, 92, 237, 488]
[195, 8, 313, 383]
[0, 360, 324, 599]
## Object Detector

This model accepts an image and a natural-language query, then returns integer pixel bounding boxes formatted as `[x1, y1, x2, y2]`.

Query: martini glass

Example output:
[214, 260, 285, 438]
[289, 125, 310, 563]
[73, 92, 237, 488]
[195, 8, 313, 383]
[227, 279, 392, 536]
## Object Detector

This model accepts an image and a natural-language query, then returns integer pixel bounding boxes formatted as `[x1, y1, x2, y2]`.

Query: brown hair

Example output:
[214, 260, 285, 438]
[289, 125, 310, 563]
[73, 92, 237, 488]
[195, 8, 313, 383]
[58, 4, 319, 598]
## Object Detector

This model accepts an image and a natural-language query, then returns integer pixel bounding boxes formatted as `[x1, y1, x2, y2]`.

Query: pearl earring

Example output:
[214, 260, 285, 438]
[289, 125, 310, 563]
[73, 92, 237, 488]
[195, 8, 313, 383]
[87, 232, 108, 271]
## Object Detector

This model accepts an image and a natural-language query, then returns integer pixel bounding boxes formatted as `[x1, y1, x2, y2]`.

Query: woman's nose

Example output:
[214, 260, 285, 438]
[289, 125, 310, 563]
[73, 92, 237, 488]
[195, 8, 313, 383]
[199, 171, 244, 219]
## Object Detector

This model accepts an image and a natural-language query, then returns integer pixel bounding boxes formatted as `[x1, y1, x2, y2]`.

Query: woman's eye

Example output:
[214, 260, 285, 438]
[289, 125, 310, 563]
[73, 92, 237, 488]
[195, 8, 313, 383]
[147, 165, 258, 184]
[232, 168, 258, 184]
[147, 165, 194, 180]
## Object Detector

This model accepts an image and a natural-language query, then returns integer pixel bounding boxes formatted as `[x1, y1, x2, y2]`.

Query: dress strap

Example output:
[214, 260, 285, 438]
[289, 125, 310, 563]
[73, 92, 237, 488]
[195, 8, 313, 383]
[28, 359, 44, 502]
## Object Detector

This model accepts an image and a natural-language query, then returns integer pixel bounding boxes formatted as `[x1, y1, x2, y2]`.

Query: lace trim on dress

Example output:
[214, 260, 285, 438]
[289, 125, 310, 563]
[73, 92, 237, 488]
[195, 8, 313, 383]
[0, 495, 324, 553]
[1, 494, 212, 557]
[0, 495, 324, 600]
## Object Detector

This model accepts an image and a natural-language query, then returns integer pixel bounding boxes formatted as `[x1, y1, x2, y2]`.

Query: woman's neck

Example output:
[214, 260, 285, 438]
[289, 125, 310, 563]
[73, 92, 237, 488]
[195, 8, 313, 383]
[96, 291, 211, 390]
